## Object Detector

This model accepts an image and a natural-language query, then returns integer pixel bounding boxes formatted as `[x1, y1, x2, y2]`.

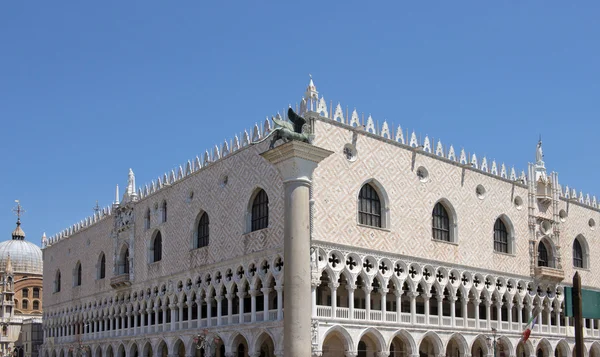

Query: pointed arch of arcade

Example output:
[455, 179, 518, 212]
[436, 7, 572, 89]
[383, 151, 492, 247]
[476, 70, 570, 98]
[171, 338, 186, 357]
[93, 345, 102, 357]
[535, 338, 553, 357]
[356, 327, 386, 353]
[590, 342, 600, 357]
[154, 339, 168, 357]
[388, 329, 417, 356]
[228, 332, 251, 356]
[141, 340, 153, 357]
[251, 330, 277, 356]
[446, 333, 469, 357]
[319, 325, 354, 354]
[516, 339, 533, 357]
[128, 341, 140, 357]
[555, 339, 570, 357]
[418, 331, 444, 357]
[469, 334, 491, 357]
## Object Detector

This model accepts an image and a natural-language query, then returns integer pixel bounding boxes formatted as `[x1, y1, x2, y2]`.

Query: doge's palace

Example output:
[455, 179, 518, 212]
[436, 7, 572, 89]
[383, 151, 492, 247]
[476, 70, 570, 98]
[41, 79, 600, 357]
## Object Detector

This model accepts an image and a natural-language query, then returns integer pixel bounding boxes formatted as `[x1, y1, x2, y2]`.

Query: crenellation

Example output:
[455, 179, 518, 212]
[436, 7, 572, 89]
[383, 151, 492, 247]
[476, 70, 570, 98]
[252, 123, 261, 141]
[409, 131, 418, 147]
[365, 115, 376, 134]
[317, 97, 328, 117]
[471, 153, 478, 169]
[333, 103, 344, 123]
[380, 121, 390, 139]
[185, 160, 192, 176]
[395, 125, 404, 144]
[349, 109, 360, 127]
[423, 136, 431, 153]
[481, 157, 488, 172]
[212, 145, 220, 162]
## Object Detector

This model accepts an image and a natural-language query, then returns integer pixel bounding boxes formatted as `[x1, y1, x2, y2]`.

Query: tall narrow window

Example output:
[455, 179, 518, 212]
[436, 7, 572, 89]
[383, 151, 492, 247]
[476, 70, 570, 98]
[22, 288, 29, 298]
[32, 288, 40, 299]
[197, 212, 209, 248]
[358, 183, 381, 228]
[538, 242, 549, 267]
[55, 271, 61, 292]
[145, 209, 151, 229]
[432, 203, 450, 242]
[124, 249, 130, 274]
[493, 218, 509, 253]
[33, 301, 39, 310]
[573, 239, 584, 268]
[153, 232, 162, 262]
[161, 201, 167, 223]
[22, 300, 28, 310]
[99, 254, 106, 279]
[76, 263, 82, 286]
[251, 190, 269, 231]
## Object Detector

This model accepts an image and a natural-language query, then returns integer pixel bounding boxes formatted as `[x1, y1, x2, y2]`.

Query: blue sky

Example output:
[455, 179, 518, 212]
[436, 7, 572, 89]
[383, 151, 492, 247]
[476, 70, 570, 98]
[1, 2, 599, 246]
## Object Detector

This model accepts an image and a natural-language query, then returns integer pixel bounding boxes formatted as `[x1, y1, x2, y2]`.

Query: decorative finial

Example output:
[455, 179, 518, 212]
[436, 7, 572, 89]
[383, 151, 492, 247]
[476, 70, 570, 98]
[93, 200, 100, 213]
[114, 184, 120, 205]
[12, 200, 25, 221]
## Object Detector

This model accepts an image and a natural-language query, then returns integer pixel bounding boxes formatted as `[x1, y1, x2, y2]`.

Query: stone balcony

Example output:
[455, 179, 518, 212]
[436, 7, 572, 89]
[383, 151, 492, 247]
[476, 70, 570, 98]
[110, 274, 131, 289]
[534, 266, 565, 283]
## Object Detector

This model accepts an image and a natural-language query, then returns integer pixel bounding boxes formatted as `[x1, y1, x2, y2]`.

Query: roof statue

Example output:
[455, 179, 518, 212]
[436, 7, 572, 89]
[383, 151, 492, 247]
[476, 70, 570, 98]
[536, 138, 544, 164]
[252, 108, 310, 149]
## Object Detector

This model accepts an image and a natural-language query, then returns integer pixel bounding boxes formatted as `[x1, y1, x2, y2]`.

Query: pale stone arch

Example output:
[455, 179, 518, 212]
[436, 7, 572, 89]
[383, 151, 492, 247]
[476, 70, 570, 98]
[446, 333, 469, 357]
[320, 325, 354, 355]
[589, 341, 600, 357]
[536, 338, 553, 357]
[229, 332, 250, 357]
[470, 334, 490, 357]
[571, 345, 589, 357]
[141, 340, 153, 357]
[388, 329, 416, 356]
[116, 343, 126, 357]
[573, 234, 590, 269]
[555, 339, 570, 357]
[154, 339, 168, 357]
[516, 339, 533, 357]
[356, 327, 385, 352]
[105, 344, 114, 357]
[251, 330, 277, 356]
[170, 338, 185, 357]
[497, 336, 514, 357]
[433, 197, 459, 243]
[418, 331, 444, 357]
[495, 213, 516, 254]
[245, 186, 270, 233]
[128, 342, 139, 357]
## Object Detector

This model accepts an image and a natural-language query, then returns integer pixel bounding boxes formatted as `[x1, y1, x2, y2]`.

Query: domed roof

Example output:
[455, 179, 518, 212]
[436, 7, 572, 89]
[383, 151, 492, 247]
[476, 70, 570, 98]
[0, 220, 43, 275]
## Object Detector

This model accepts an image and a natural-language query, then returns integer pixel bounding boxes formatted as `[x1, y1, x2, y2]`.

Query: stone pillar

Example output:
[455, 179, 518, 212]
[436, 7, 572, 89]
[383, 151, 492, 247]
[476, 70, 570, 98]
[262, 288, 271, 321]
[485, 300, 491, 328]
[395, 291, 402, 323]
[226, 293, 233, 325]
[250, 289, 258, 322]
[495, 302, 502, 330]
[311, 283, 318, 318]
[381, 288, 388, 321]
[462, 296, 468, 327]
[347, 285, 355, 320]
[178, 301, 184, 329]
[516, 301, 523, 330]
[537, 307, 542, 333]
[450, 296, 456, 327]
[170, 304, 177, 331]
[261, 141, 332, 357]
[238, 291, 245, 323]
[409, 292, 417, 324]
[556, 307, 562, 330]
[216, 295, 223, 326]
[365, 286, 372, 320]
[330, 283, 339, 319]
[275, 285, 283, 320]
[507, 302, 513, 330]
[206, 297, 213, 327]
[437, 293, 443, 326]
[424, 294, 430, 324]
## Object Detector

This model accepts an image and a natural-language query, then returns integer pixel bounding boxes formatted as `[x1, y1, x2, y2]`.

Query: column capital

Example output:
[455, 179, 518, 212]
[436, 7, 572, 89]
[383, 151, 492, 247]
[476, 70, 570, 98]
[261, 287, 271, 294]
[215, 295, 224, 302]
[380, 288, 389, 295]
[346, 284, 357, 292]
[328, 282, 340, 290]
[261, 141, 334, 182]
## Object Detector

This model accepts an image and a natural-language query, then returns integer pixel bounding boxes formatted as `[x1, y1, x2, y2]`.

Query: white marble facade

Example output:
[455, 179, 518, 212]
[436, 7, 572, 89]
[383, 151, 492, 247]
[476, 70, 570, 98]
[41, 80, 600, 357]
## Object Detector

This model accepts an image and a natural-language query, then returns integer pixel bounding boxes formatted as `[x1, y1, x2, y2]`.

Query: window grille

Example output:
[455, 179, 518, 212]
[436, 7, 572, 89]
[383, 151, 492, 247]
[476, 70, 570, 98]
[538, 243, 549, 267]
[493, 218, 509, 253]
[573, 239, 584, 268]
[358, 184, 381, 228]
[251, 190, 269, 231]
[432, 203, 450, 241]
[197, 213, 209, 248]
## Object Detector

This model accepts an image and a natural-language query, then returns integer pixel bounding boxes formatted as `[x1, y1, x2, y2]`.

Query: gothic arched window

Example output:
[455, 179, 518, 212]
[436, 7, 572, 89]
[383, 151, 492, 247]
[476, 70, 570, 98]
[161, 201, 167, 223]
[358, 183, 381, 228]
[145, 209, 151, 229]
[573, 239, 584, 268]
[75, 262, 82, 286]
[494, 218, 509, 253]
[98, 253, 106, 279]
[251, 189, 269, 231]
[55, 271, 61, 292]
[538, 242, 549, 267]
[152, 231, 162, 262]
[197, 212, 209, 248]
[432, 202, 450, 242]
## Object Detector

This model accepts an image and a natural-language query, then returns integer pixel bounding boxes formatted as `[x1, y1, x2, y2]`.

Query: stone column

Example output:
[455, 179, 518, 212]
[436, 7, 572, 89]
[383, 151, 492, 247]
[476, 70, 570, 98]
[311, 283, 318, 318]
[347, 285, 355, 320]
[495, 302, 502, 330]
[461, 296, 468, 327]
[330, 282, 339, 319]
[450, 296, 456, 327]
[475, 298, 481, 328]
[262, 288, 271, 321]
[485, 300, 491, 329]
[516, 301, 523, 331]
[409, 292, 417, 324]
[206, 297, 213, 327]
[216, 295, 223, 326]
[250, 289, 258, 322]
[170, 304, 177, 331]
[226, 293, 233, 325]
[423, 294, 431, 324]
[261, 140, 333, 357]
[556, 307, 562, 330]
[437, 293, 443, 326]
[178, 301, 184, 329]
[275, 285, 283, 320]
[381, 288, 388, 322]
[507, 302, 513, 330]
[365, 286, 372, 320]
[395, 291, 402, 323]
[237, 291, 245, 323]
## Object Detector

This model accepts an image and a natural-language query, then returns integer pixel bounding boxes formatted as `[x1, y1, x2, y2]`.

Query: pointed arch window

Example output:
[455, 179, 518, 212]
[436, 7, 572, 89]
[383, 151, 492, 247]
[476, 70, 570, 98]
[74, 262, 82, 286]
[493, 218, 509, 253]
[98, 253, 106, 279]
[124, 249, 130, 273]
[358, 183, 381, 227]
[152, 231, 162, 262]
[573, 239, 584, 268]
[538, 242, 549, 267]
[161, 201, 167, 223]
[197, 212, 209, 248]
[251, 189, 269, 231]
[432, 202, 450, 242]
[55, 271, 61, 292]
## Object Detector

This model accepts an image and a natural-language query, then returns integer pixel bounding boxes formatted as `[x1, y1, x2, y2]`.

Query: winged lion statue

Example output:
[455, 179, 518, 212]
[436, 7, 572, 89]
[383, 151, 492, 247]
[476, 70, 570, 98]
[252, 108, 310, 149]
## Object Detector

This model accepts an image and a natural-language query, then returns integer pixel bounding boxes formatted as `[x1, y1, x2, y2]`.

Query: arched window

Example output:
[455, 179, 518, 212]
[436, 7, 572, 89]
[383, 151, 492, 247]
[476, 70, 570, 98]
[251, 189, 269, 231]
[98, 253, 106, 279]
[358, 183, 381, 227]
[22, 288, 29, 298]
[145, 209, 151, 230]
[74, 262, 82, 286]
[152, 231, 163, 262]
[538, 242, 549, 267]
[32, 301, 39, 310]
[161, 201, 167, 223]
[55, 271, 61, 292]
[124, 249, 130, 273]
[197, 212, 209, 248]
[22, 300, 28, 310]
[494, 218, 509, 253]
[573, 239, 584, 268]
[432, 202, 450, 242]
[33, 288, 40, 299]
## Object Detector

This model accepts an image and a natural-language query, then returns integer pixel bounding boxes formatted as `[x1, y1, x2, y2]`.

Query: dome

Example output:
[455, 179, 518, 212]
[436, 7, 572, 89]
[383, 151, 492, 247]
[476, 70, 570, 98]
[0, 220, 43, 275]
[0, 239, 43, 275]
